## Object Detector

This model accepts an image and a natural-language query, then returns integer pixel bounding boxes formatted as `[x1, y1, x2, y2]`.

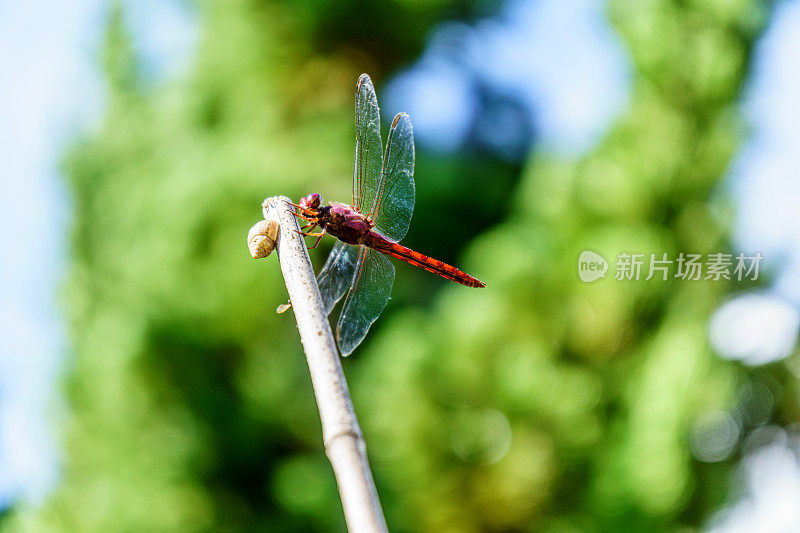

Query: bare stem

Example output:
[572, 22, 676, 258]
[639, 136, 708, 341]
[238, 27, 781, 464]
[261, 196, 388, 533]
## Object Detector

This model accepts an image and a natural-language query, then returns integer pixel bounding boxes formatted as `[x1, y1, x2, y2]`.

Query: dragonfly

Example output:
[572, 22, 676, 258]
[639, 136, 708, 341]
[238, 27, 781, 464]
[288, 73, 485, 356]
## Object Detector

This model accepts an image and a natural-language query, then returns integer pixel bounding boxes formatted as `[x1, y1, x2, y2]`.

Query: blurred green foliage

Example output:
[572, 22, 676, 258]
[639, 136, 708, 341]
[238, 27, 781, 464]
[7, 0, 799, 531]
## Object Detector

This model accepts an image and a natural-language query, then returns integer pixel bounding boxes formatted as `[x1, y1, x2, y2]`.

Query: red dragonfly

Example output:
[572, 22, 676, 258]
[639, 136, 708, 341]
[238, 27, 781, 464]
[289, 74, 485, 355]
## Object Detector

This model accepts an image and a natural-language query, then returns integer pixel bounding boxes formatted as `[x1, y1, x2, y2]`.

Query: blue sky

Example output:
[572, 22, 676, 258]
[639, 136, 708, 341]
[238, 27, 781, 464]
[0, 0, 195, 507]
[709, 2, 800, 527]
[1, 0, 799, 527]
[385, 0, 630, 156]
[708, 1, 800, 372]
[0, 0, 103, 506]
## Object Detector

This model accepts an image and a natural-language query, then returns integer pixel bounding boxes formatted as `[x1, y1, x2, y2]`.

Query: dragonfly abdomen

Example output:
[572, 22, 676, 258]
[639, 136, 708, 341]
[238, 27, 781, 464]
[365, 232, 485, 288]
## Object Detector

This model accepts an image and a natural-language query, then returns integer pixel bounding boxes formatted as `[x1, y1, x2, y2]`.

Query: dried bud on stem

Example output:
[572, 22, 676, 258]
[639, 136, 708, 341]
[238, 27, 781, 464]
[247, 219, 280, 259]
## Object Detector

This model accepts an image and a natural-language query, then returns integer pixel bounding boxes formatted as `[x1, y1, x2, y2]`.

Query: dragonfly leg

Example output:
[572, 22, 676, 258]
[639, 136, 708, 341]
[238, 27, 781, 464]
[285, 201, 303, 213]
[288, 206, 317, 224]
[285, 200, 316, 217]
[294, 228, 327, 249]
[308, 229, 326, 249]
[292, 211, 309, 220]
[291, 212, 314, 223]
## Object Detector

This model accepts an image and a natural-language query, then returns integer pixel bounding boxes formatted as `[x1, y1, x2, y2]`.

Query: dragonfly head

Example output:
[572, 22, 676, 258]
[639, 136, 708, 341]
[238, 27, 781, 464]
[299, 193, 323, 211]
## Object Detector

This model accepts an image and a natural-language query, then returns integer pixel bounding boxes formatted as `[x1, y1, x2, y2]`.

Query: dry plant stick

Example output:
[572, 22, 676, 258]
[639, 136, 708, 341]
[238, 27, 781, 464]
[260, 195, 388, 533]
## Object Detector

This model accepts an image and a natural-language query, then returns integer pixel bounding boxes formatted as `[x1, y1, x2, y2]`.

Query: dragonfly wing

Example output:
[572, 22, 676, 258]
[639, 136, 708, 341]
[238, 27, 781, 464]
[335, 247, 395, 356]
[353, 74, 383, 213]
[317, 240, 361, 315]
[370, 112, 415, 242]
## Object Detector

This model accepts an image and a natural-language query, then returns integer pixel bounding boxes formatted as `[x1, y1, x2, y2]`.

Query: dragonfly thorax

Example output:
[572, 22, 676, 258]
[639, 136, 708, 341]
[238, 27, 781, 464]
[319, 203, 373, 245]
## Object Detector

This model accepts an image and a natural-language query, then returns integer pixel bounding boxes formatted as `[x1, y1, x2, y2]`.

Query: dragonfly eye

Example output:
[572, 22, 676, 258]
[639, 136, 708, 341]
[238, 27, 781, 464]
[300, 193, 323, 210]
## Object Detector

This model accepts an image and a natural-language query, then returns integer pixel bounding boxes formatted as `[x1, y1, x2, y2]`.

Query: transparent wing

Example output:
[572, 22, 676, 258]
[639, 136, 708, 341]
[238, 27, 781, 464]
[335, 247, 395, 356]
[317, 240, 361, 315]
[369, 112, 415, 242]
[353, 73, 383, 213]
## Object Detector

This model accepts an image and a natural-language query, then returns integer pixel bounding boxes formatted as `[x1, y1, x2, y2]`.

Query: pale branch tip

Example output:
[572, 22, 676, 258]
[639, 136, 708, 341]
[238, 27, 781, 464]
[248, 196, 388, 533]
